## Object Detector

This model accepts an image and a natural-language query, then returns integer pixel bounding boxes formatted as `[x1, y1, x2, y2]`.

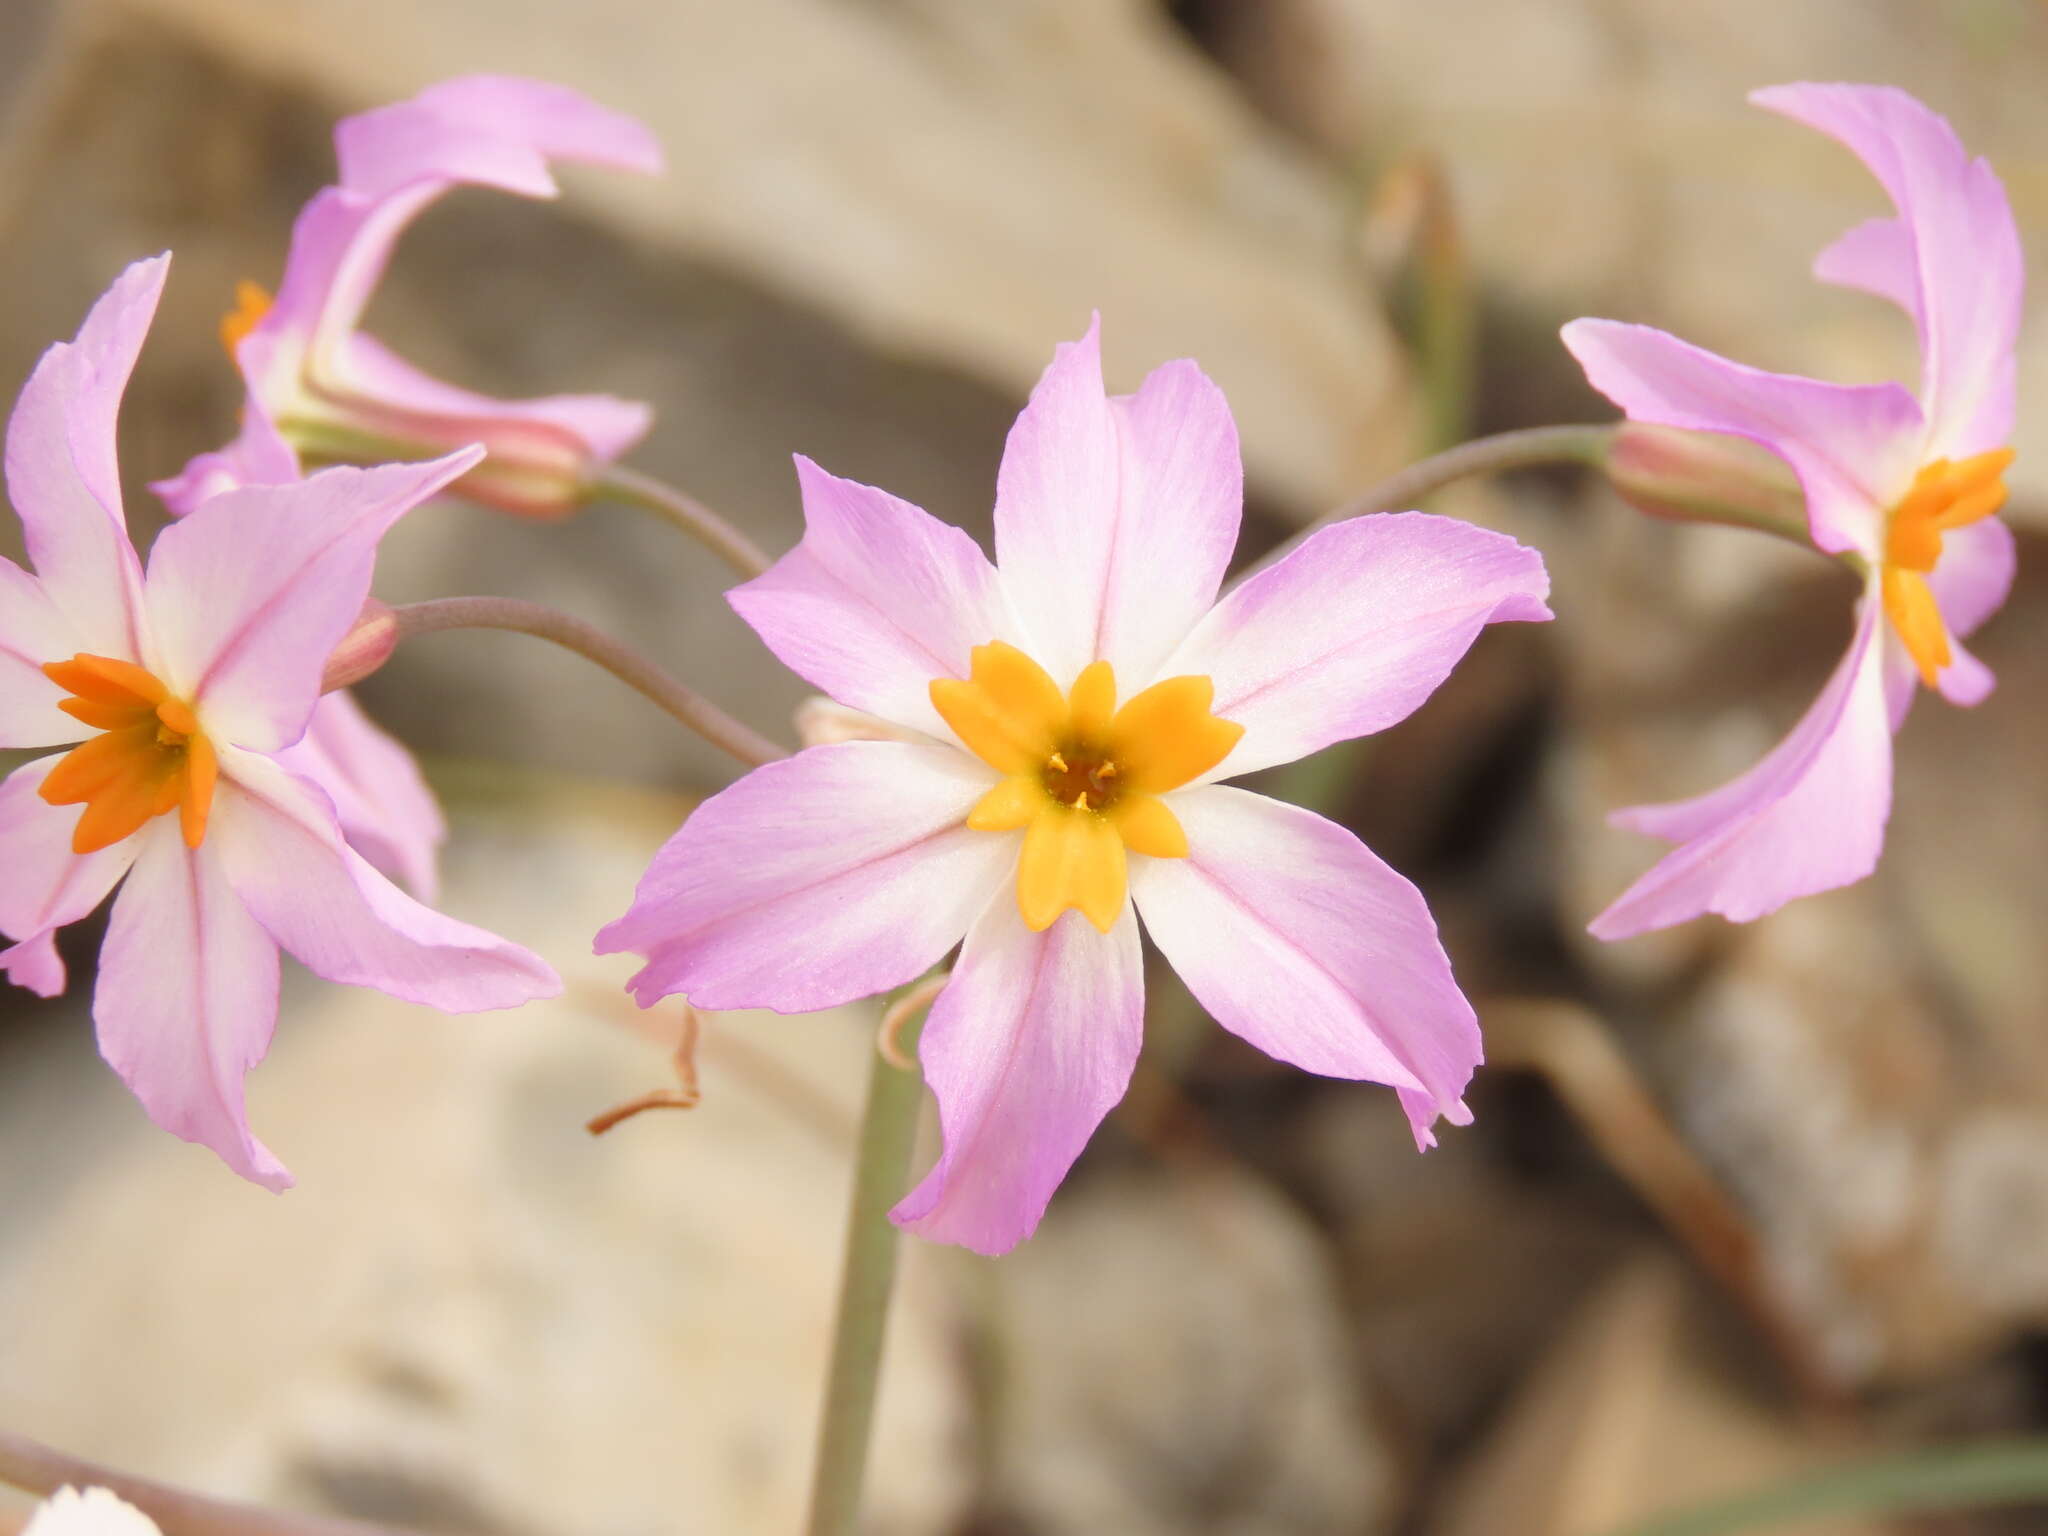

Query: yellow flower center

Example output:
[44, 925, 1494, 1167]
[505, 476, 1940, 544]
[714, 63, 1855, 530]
[1880, 448, 2012, 688]
[219, 279, 273, 358]
[931, 641, 1243, 934]
[39, 654, 218, 855]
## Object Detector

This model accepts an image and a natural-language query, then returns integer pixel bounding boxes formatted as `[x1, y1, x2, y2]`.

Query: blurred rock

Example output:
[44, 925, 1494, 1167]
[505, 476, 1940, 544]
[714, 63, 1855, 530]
[975, 1159, 1397, 1535]
[1195, 0, 2048, 524]
[0, 0, 1414, 792]
[0, 767, 970, 1536]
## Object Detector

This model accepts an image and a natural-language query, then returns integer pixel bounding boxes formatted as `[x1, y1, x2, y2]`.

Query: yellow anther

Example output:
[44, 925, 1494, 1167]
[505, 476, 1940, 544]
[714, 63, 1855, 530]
[1047, 751, 1068, 773]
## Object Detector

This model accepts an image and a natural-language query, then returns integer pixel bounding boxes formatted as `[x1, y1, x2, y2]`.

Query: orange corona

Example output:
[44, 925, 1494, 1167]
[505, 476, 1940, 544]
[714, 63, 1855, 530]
[1881, 448, 2013, 687]
[931, 642, 1243, 933]
[39, 654, 217, 854]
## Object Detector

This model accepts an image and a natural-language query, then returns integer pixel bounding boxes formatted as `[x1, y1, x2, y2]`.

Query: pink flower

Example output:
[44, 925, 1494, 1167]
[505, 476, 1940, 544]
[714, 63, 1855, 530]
[0, 257, 560, 1187]
[154, 75, 662, 521]
[1564, 84, 2022, 938]
[597, 320, 1551, 1254]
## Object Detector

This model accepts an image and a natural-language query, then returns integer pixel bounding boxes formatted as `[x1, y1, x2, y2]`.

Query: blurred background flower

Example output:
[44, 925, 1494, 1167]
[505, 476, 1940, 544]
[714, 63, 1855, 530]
[1, 2, 2045, 1534]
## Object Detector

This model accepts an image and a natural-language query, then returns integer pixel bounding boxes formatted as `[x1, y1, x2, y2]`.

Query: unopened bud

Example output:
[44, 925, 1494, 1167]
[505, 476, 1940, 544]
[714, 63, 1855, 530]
[794, 697, 922, 747]
[321, 599, 399, 692]
[1604, 423, 1810, 544]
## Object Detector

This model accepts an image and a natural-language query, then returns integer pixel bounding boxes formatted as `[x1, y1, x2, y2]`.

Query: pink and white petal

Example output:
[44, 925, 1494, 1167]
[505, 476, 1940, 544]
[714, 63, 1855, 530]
[1131, 787, 1476, 1145]
[729, 457, 1012, 738]
[341, 334, 652, 462]
[1562, 318, 1923, 558]
[1164, 513, 1551, 780]
[596, 742, 1011, 1013]
[891, 896, 1145, 1256]
[993, 324, 1243, 684]
[336, 76, 662, 202]
[212, 749, 557, 1008]
[0, 755, 141, 955]
[0, 555, 86, 747]
[1754, 84, 2022, 458]
[3, 257, 164, 658]
[94, 822, 290, 1190]
[145, 451, 481, 753]
[1928, 517, 2015, 642]
[1813, 216, 1921, 323]
[1883, 635, 1920, 732]
[1592, 597, 1893, 937]
[278, 691, 447, 901]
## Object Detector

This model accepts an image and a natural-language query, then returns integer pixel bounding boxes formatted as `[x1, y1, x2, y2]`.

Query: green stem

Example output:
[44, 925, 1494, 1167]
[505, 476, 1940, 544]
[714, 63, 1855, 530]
[594, 465, 774, 581]
[1603, 1437, 2048, 1536]
[805, 1007, 931, 1536]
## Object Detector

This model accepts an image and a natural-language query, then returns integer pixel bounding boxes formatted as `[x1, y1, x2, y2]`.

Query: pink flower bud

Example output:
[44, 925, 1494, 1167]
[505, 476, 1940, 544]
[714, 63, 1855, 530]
[1604, 422, 1808, 541]
[321, 599, 399, 692]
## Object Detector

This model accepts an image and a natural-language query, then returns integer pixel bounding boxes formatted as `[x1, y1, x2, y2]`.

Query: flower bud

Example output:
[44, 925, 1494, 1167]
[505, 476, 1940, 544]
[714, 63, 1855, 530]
[1604, 423, 1809, 543]
[282, 415, 597, 521]
[321, 599, 399, 693]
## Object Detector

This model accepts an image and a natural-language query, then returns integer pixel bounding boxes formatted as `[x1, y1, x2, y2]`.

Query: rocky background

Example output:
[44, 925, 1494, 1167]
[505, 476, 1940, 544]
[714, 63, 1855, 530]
[2, 2, 2046, 1533]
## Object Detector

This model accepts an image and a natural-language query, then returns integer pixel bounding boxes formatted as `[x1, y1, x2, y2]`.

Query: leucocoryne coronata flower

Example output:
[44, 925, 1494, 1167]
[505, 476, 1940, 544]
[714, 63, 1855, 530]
[151, 76, 659, 901]
[597, 320, 1552, 1254]
[1564, 84, 2021, 939]
[154, 74, 661, 522]
[21, 1487, 160, 1536]
[0, 257, 559, 1187]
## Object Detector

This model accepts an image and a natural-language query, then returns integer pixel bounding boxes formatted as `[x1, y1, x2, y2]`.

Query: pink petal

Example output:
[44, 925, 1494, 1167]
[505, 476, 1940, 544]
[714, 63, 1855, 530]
[0, 554, 84, 748]
[93, 822, 290, 1190]
[144, 451, 481, 753]
[992, 320, 1243, 685]
[211, 749, 558, 1009]
[3, 256, 164, 659]
[1130, 786, 1477, 1147]
[1755, 84, 2022, 458]
[1593, 596, 1893, 937]
[0, 931, 67, 999]
[342, 333, 653, 463]
[1928, 517, 2015, 644]
[150, 412, 301, 517]
[1164, 512, 1550, 779]
[729, 457, 1012, 738]
[596, 742, 1012, 1012]
[1562, 318, 1923, 558]
[278, 691, 447, 901]
[0, 756, 142, 987]
[335, 75, 663, 202]
[891, 896, 1145, 1255]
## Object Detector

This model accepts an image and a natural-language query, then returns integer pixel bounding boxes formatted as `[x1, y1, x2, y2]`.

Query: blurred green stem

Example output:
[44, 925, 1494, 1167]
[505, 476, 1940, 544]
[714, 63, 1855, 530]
[594, 465, 773, 580]
[805, 1002, 931, 1536]
[1604, 1437, 2048, 1536]
[388, 596, 786, 766]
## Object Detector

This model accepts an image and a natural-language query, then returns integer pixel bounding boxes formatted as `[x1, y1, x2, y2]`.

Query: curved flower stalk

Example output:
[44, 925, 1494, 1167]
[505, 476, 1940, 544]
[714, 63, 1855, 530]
[1565, 84, 2022, 938]
[153, 74, 663, 521]
[599, 318, 1552, 1255]
[0, 257, 560, 1188]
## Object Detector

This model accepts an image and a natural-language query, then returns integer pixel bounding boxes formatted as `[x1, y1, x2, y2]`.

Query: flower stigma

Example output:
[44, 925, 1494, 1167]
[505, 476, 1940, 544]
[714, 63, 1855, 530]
[39, 654, 218, 854]
[931, 641, 1243, 934]
[1881, 448, 2012, 687]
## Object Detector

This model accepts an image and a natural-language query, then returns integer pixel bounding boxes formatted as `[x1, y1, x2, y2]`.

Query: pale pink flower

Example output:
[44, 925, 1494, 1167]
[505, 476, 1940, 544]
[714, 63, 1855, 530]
[21, 1488, 160, 1536]
[154, 75, 662, 521]
[0, 257, 559, 1187]
[598, 320, 1551, 1254]
[1564, 84, 2022, 938]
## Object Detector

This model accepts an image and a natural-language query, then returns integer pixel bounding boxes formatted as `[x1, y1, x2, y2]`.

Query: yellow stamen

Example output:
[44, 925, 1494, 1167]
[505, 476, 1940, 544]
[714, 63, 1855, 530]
[39, 654, 217, 853]
[933, 643, 1242, 932]
[1881, 449, 2013, 689]
[219, 280, 273, 358]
